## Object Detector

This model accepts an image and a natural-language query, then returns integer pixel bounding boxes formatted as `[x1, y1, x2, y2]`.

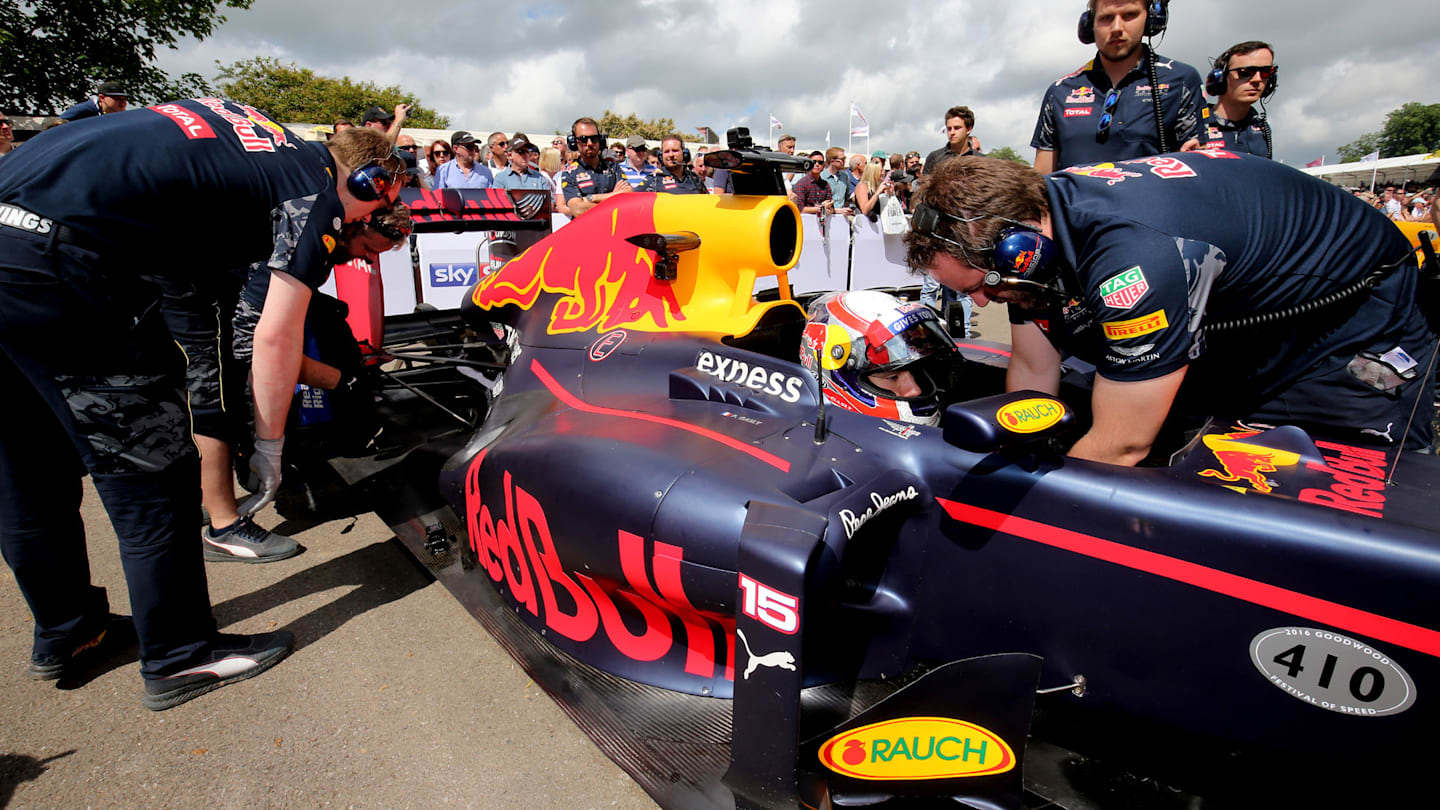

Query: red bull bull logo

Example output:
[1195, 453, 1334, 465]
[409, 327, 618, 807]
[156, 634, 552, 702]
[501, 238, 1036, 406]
[469, 196, 687, 334]
[1061, 163, 1143, 186]
[1198, 431, 1301, 494]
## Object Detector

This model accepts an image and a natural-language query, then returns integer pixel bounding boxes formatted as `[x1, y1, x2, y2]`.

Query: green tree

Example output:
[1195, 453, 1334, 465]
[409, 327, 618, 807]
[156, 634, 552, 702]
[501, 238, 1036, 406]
[598, 110, 677, 141]
[987, 146, 1031, 166]
[215, 57, 447, 127]
[1378, 102, 1440, 157]
[0, 0, 252, 114]
[1337, 132, 1382, 164]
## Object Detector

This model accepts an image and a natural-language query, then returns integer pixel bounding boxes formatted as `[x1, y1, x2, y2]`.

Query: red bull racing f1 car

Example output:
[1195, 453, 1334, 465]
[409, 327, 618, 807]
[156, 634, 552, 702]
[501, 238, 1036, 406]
[287, 138, 1438, 809]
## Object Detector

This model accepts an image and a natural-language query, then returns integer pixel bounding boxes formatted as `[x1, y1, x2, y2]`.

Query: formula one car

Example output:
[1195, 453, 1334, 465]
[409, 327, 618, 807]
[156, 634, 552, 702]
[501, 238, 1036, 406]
[288, 136, 1439, 809]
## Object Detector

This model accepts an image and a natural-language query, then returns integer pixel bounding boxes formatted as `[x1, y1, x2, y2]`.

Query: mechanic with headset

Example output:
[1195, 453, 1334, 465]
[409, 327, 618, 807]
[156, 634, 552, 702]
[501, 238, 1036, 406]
[561, 117, 631, 217]
[0, 109, 400, 709]
[1199, 41, 1277, 158]
[801, 291, 959, 427]
[907, 154, 1435, 465]
[641, 135, 707, 195]
[1031, 0, 1205, 174]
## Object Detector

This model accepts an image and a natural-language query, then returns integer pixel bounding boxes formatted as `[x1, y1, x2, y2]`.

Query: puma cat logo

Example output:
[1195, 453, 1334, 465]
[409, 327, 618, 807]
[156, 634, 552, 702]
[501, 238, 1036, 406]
[737, 628, 797, 680]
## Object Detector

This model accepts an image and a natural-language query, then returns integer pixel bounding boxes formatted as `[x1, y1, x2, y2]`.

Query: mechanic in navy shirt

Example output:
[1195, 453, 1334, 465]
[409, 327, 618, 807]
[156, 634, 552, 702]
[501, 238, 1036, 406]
[641, 135, 708, 195]
[561, 116, 630, 217]
[0, 105, 398, 707]
[57, 81, 129, 121]
[1199, 41, 1276, 158]
[1031, 0, 1204, 174]
[908, 153, 1434, 465]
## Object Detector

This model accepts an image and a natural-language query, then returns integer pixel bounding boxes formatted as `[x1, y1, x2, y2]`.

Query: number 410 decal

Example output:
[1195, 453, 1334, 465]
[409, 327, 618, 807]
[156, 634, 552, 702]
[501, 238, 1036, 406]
[738, 573, 799, 635]
[1250, 627, 1417, 717]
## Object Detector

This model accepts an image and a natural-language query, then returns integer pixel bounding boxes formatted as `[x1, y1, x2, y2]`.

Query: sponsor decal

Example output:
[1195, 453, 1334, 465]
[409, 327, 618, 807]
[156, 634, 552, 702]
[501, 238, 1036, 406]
[720, 410, 763, 426]
[1207, 126, 1222, 140]
[839, 486, 920, 540]
[587, 329, 627, 361]
[332, 217, 342, 230]
[1099, 266, 1149, 309]
[470, 195, 686, 334]
[1103, 351, 1159, 366]
[735, 628, 795, 679]
[1063, 108, 1093, 117]
[1119, 155, 1198, 179]
[996, 398, 1065, 434]
[1198, 431, 1300, 494]
[819, 717, 1015, 781]
[879, 420, 921, 440]
[1251, 627, 1416, 717]
[1065, 87, 1096, 104]
[1111, 343, 1155, 357]
[0, 203, 54, 235]
[322, 235, 336, 253]
[148, 103, 216, 139]
[1132, 82, 1171, 97]
[696, 350, 804, 403]
[1061, 164, 1143, 185]
[193, 98, 292, 153]
[738, 574, 798, 634]
[465, 453, 735, 682]
[886, 304, 934, 336]
[1101, 310, 1168, 340]
[1300, 440, 1389, 519]
[802, 322, 852, 372]
[429, 262, 479, 287]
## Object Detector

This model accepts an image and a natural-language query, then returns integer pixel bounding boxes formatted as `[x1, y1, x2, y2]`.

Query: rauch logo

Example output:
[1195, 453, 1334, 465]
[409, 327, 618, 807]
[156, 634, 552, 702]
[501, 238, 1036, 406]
[819, 717, 1015, 781]
[996, 398, 1065, 434]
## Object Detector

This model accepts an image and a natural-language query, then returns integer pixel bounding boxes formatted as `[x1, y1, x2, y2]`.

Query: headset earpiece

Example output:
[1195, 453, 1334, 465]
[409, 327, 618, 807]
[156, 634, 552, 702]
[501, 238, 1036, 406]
[991, 226, 1059, 285]
[683, 147, 692, 163]
[1205, 65, 1228, 97]
[1079, 0, 1166, 45]
[347, 161, 394, 202]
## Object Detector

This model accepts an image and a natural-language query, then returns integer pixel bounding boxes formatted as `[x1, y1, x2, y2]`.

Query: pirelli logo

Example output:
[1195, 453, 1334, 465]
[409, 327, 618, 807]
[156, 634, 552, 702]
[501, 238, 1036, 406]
[1102, 310, 1168, 340]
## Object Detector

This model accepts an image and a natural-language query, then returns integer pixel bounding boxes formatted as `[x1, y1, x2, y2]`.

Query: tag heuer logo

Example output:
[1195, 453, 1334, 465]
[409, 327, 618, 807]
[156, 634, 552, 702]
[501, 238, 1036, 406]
[1099, 266, 1149, 309]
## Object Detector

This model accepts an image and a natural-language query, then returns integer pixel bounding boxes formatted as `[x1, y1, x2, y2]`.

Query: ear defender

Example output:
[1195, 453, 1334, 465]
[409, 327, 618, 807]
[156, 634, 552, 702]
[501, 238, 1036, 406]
[1206, 64, 1228, 97]
[347, 161, 394, 202]
[1078, 0, 1167, 45]
[990, 226, 1059, 285]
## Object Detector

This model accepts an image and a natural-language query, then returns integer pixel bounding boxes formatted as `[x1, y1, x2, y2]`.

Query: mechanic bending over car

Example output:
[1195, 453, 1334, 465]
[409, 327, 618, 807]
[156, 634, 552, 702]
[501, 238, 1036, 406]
[159, 203, 412, 565]
[907, 153, 1436, 466]
[0, 107, 400, 709]
[801, 291, 959, 427]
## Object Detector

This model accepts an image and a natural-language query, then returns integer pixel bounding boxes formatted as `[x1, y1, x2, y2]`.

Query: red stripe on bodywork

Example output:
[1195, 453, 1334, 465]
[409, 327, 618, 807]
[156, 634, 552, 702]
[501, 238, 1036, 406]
[955, 342, 1011, 358]
[937, 498, 1440, 659]
[530, 358, 791, 472]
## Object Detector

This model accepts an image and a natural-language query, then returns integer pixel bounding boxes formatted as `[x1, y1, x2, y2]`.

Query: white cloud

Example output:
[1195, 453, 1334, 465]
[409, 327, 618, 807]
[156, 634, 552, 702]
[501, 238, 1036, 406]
[153, 0, 1440, 165]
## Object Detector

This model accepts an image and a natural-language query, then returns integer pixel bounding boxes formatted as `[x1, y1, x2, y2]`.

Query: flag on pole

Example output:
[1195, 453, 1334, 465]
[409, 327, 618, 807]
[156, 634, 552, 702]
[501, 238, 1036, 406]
[826, 130, 831, 148]
[1361, 150, 1380, 163]
[769, 114, 784, 130]
[1305, 157, 1324, 168]
[849, 103, 869, 138]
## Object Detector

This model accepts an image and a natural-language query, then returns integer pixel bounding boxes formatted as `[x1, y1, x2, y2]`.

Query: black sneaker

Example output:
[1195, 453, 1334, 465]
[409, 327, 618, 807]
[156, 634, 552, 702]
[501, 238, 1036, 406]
[28, 614, 136, 680]
[202, 516, 301, 563]
[142, 630, 294, 711]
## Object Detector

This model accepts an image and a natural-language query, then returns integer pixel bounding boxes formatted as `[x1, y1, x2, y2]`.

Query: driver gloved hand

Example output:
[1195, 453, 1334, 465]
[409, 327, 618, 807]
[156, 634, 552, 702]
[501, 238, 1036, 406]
[237, 437, 284, 516]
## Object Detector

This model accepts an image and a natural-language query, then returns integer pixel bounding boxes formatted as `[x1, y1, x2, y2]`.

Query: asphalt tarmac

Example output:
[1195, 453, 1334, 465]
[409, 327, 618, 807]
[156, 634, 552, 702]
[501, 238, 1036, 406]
[0, 302, 1014, 810]
[0, 490, 657, 809]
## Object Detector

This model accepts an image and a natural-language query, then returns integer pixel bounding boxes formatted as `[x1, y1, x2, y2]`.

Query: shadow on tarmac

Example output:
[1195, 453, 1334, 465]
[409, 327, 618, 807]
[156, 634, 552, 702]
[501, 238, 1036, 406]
[209, 538, 435, 648]
[0, 751, 73, 808]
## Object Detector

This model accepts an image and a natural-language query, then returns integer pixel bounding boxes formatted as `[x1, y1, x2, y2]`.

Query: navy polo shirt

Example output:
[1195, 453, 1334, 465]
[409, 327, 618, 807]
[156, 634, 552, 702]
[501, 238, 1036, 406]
[641, 167, 708, 195]
[1031, 48, 1205, 170]
[57, 98, 102, 122]
[922, 143, 983, 176]
[1010, 150, 1419, 409]
[1200, 105, 1271, 158]
[0, 98, 343, 288]
[560, 157, 625, 202]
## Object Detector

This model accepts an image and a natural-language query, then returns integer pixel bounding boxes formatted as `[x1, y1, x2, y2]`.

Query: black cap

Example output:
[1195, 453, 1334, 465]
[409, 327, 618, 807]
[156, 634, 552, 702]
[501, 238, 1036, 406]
[395, 147, 419, 177]
[450, 131, 478, 148]
[362, 105, 394, 124]
[510, 133, 538, 153]
[97, 81, 127, 97]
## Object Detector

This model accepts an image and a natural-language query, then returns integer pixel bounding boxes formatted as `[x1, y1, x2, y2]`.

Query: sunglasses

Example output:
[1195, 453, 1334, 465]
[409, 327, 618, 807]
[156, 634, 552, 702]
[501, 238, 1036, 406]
[0, 120, 10, 126]
[575, 134, 604, 144]
[399, 144, 418, 151]
[1229, 65, 1277, 82]
[1095, 87, 1121, 141]
[492, 140, 508, 147]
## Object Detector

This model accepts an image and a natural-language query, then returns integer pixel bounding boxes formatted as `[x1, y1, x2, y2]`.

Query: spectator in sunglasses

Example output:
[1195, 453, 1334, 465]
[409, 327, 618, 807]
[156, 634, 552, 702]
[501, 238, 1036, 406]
[1031, 0, 1204, 173]
[396, 134, 429, 187]
[1200, 41, 1277, 158]
[426, 139, 452, 177]
[559, 116, 630, 217]
[432, 131, 493, 189]
[486, 132, 510, 174]
[0, 115, 14, 157]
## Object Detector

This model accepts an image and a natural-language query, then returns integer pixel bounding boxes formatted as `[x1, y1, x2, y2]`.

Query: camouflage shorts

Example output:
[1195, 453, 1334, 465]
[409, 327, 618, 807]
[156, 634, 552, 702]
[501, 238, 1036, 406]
[53, 371, 193, 476]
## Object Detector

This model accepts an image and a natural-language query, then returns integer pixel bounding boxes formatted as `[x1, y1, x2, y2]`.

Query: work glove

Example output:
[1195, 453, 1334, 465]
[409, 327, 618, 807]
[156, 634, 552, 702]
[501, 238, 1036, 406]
[237, 437, 284, 516]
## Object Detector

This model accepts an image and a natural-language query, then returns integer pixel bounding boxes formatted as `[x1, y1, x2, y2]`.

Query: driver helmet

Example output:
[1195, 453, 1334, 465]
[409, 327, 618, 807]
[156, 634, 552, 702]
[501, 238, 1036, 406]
[801, 290, 955, 426]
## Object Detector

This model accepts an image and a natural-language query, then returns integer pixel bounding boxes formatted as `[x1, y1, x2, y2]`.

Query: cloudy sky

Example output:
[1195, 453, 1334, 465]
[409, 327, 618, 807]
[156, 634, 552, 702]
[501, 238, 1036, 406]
[153, 0, 1439, 167]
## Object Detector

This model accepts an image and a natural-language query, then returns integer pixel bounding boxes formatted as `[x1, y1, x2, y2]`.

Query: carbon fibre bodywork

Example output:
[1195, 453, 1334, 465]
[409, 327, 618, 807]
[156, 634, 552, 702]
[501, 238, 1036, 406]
[327, 183, 1438, 809]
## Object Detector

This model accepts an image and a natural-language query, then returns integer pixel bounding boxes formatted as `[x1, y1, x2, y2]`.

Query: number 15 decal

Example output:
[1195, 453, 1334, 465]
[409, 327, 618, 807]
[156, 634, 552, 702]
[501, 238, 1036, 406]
[738, 573, 799, 634]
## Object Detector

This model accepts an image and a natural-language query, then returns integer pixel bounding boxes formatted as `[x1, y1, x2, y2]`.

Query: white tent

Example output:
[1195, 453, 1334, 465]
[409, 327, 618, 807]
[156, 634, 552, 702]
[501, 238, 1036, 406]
[1300, 151, 1440, 189]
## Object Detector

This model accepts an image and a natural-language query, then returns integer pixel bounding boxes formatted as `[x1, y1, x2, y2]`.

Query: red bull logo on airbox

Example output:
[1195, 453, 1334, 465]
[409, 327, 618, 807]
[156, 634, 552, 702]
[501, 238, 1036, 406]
[469, 195, 686, 334]
[1198, 431, 1300, 495]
